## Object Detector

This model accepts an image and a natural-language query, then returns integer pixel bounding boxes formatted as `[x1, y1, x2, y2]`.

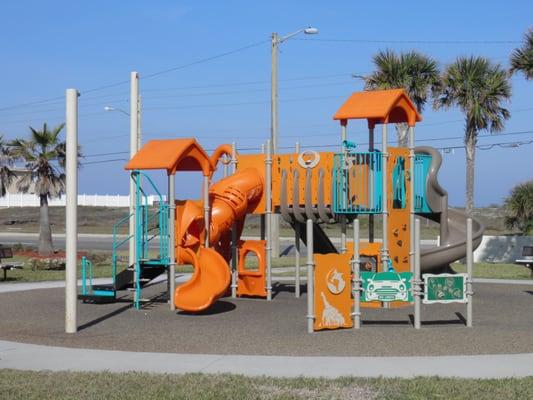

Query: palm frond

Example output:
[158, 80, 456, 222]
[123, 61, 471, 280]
[510, 28, 533, 80]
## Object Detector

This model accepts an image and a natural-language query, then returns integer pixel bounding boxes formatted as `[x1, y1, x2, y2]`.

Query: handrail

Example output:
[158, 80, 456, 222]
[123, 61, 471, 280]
[113, 235, 133, 251]
[81, 256, 94, 295]
[81, 256, 87, 295]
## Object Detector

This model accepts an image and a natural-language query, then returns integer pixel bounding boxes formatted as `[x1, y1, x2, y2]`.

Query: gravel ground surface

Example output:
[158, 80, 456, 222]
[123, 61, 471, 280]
[1, 281, 532, 357]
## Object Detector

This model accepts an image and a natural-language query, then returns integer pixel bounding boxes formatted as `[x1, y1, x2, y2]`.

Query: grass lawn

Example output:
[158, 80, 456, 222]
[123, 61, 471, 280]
[452, 262, 532, 280]
[0, 370, 532, 400]
[2, 251, 531, 283]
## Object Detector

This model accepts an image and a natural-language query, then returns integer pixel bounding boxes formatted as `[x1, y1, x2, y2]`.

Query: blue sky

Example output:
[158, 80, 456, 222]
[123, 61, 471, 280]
[0, 0, 531, 206]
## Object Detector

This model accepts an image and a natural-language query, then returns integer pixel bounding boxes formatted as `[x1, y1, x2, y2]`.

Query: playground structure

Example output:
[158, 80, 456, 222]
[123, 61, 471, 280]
[78, 88, 484, 332]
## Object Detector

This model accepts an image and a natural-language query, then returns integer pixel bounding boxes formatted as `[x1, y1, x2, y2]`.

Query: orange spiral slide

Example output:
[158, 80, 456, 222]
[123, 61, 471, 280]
[174, 168, 263, 312]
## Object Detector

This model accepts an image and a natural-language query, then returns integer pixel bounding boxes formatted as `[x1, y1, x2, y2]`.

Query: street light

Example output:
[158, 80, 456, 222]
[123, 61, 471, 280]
[104, 105, 130, 116]
[104, 102, 141, 149]
[270, 26, 318, 259]
[104, 80, 142, 270]
[271, 26, 319, 152]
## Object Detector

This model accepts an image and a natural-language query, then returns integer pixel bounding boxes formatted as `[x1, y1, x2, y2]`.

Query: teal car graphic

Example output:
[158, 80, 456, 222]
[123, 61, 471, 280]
[365, 271, 409, 302]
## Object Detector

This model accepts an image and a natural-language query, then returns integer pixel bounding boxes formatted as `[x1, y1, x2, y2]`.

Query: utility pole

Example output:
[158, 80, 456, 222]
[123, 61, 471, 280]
[129, 72, 139, 267]
[270, 32, 280, 258]
[65, 88, 78, 334]
[270, 27, 318, 258]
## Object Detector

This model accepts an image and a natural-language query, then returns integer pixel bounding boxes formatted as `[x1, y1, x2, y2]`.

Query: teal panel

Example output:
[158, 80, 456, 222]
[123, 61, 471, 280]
[414, 154, 432, 213]
[91, 290, 116, 297]
[361, 271, 413, 302]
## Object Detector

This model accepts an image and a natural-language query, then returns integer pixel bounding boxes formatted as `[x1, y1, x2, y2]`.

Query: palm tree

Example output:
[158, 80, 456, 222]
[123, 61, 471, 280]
[0, 135, 14, 197]
[434, 56, 512, 218]
[363, 49, 440, 146]
[510, 28, 533, 80]
[504, 181, 533, 235]
[10, 123, 68, 256]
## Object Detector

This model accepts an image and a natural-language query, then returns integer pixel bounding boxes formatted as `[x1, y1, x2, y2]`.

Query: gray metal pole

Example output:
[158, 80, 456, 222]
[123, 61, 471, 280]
[168, 175, 176, 310]
[65, 88, 78, 334]
[129, 71, 139, 267]
[231, 143, 238, 298]
[203, 176, 210, 248]
[414, 218, 421, 329]
[352, 218, 361, 329]
[260, 143, 266, 241]
[381, 124, 389, 270]
[409, 126, 415, 273]
[222, 155, 228, 178]
[265, 140, 273, 300]
[368, 126, 375, 243]
[294, 141, 301, 298]
[137, 94, 142, 150]
[341, 217, 347, 254]
[271, 33, 279, 153]
[466, 217, 473, 328]
[270, 33, 280, 260]
[306, 218, 314, 333]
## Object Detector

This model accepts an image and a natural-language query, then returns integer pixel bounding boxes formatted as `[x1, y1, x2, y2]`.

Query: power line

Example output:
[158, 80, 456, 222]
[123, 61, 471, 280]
[0, 38, 268, 113]
[142, 73, 354, 92]
[142, 40, 268, 80]
[80, 129, 533, 161]
[0, 73, 357, 118]
[83, 158, 129, 165]
[297, 38, 521, 45]
[82, 136, 533, 167]
[143, 94, 347, 111]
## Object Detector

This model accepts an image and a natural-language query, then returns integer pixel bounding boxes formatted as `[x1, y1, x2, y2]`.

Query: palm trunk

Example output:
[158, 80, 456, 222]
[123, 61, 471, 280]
[39, 194, 54, 256]
[465, 131, 477, 219]
[395, 123, 408, 147]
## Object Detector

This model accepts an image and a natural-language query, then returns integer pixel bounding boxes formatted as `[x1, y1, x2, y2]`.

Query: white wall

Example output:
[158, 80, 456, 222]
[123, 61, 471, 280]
[0, 193, 166, 208]
[474, 235, 533, 263]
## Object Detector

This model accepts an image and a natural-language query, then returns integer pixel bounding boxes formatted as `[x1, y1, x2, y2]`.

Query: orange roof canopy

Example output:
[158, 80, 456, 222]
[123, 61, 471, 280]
[125, 138, 213, 176]
[333, 89, 422, 128]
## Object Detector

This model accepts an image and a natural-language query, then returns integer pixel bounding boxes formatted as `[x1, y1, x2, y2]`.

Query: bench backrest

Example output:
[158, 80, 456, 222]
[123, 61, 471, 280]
[0, 247, 13, 259]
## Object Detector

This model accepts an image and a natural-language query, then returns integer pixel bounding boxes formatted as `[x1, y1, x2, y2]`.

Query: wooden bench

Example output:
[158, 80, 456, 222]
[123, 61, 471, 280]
[0, 246, 24, 281]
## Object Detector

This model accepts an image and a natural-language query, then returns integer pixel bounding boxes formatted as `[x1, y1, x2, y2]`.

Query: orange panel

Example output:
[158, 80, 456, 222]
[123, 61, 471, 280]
[236, 151, 336, 214]
[387, 147, 411, 274]
[346, 241, 383, 309]
[314, 253, 353, 331]
[237, 240, 267, 298]
[270, 152, 335, 210]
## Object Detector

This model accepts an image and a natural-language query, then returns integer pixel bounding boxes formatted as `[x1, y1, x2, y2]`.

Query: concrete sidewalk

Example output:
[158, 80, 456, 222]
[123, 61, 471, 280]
[0, 339, 532, 378]
[0, 274, 193, 294]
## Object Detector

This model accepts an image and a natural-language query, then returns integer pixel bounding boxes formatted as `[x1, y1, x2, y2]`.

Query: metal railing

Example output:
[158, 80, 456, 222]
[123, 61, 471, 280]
[80, 256, 93, 295]
[333, 151, 383, 214]
[132, 171, 169, 265]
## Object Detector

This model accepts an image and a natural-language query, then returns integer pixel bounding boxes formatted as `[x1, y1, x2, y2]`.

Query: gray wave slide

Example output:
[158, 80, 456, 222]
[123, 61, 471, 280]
[416, 146, 484, 273]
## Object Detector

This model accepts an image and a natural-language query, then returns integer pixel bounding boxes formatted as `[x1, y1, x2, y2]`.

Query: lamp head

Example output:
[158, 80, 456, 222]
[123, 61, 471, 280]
[304, 27, 319, 35]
